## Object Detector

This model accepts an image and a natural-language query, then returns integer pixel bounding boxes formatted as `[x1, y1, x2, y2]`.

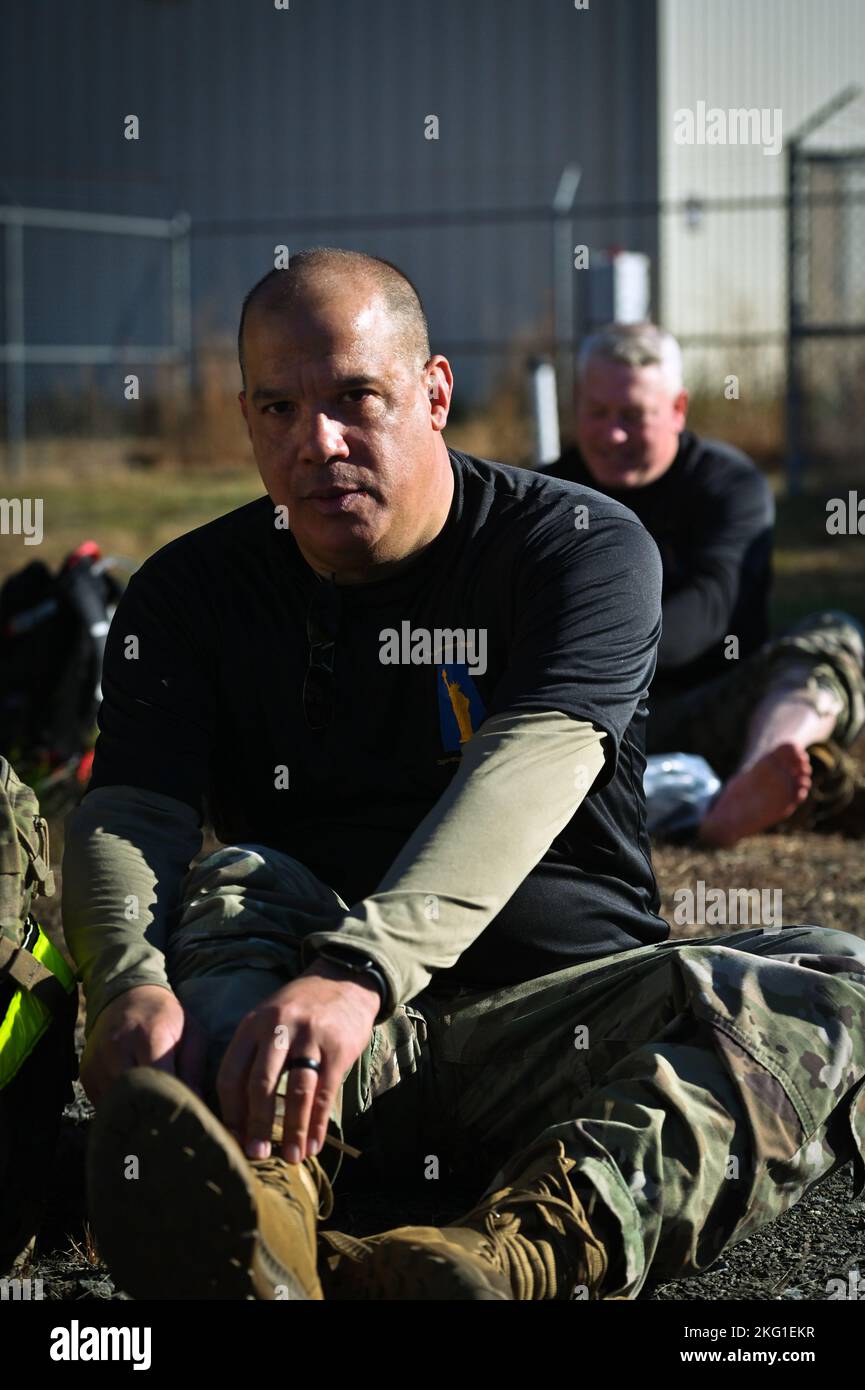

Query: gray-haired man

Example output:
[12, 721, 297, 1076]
[544, 322, 865, 845]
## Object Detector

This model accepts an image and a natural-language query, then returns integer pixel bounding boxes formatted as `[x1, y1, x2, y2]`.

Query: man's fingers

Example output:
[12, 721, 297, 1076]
[305, 1068, 339, 1160]
[243, 1028, 295, 1158]
[280, 1052, 324, 1163]
[210, 974, 375, 1164]
[216, 1028, 257, 1142]
[82, 1029, 162, 1108]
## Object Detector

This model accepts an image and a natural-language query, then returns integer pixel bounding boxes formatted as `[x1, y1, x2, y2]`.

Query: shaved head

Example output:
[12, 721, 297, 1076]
[238, 249, 430, 387]
[236, 245, 454, 585]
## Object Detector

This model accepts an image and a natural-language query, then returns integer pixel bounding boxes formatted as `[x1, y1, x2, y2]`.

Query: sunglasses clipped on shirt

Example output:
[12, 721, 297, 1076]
[303, 575, 342, 730]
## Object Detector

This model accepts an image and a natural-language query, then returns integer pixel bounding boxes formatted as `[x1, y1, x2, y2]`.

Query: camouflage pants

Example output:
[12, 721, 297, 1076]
[647, 610, 865, 779]
[168, 844, 865, 1299]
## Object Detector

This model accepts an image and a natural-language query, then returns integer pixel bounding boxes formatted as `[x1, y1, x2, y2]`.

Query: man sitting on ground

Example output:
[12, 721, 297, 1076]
[543, 321, 865, 845]
[61, 256, 865, 1302]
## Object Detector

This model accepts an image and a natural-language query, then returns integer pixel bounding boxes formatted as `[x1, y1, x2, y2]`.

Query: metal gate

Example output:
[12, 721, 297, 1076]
[787, 144, 865, 493]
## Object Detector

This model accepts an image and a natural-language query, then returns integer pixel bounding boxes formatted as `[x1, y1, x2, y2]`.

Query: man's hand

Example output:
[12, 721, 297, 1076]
[216, 961, 380, 1164]
[80, 984, 207, 1108]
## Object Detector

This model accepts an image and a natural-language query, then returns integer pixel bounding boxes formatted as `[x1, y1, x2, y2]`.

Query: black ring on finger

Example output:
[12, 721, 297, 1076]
[286, 1057, 322, 1073]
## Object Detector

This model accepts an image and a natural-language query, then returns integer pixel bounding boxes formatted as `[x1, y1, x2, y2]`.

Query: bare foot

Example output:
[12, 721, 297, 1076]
[698, 743, 812, 847]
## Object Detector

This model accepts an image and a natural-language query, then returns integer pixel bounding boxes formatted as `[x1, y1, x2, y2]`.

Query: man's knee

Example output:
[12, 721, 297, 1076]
[784, 610, 865, 665]
[180, 843, 346, 915]
[169, 843, 347, 983]
[731, 922, 865, 967]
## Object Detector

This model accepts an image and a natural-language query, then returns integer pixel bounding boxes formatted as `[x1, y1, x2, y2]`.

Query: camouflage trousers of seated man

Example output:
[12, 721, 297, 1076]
[167, 843, 865, 1300]
[646, 610, 865, 780]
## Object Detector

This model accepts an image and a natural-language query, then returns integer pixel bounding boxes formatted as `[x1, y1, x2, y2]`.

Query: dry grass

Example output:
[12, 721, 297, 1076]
[64, 1224, 103, 1270]
[4, 434, 860, 649]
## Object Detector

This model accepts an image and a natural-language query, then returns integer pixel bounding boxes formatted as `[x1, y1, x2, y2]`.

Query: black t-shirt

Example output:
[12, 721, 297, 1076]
[545, 431, 775, 697]
[89, 448, 669, 988]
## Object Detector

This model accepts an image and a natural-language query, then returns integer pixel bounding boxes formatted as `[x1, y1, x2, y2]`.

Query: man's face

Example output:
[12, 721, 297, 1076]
[239, 284, 452, 578]
[575, 359, 688, 489]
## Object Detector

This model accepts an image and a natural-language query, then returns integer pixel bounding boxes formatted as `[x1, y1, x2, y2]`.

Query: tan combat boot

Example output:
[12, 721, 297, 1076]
[87, 1067, 333, 1300]
[320, 1136, 610, 1301]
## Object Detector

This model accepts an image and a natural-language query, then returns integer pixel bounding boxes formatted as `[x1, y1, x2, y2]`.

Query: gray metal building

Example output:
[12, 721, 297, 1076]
[2, 0, 660, 418]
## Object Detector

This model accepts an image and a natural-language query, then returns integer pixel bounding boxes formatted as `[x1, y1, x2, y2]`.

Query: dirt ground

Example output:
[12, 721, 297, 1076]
[15, 745, 865, 1304]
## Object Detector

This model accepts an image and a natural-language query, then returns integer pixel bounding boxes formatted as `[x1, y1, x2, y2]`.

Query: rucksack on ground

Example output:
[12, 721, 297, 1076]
[0, 754, 78, 1273]
[0, 541, 129, 816]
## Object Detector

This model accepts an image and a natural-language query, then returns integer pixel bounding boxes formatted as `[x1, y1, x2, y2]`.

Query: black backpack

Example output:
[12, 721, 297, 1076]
[0, 542, 129, 815]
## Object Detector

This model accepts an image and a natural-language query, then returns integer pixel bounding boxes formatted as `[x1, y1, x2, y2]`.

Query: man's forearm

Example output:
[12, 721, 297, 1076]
[62, 785, 202, 1035]
[302, 710, 606, 1015]
[658, 581, 735, 668]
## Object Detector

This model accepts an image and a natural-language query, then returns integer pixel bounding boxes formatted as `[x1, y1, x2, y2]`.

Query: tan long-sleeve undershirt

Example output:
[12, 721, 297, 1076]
[62, 710, 606, 1032]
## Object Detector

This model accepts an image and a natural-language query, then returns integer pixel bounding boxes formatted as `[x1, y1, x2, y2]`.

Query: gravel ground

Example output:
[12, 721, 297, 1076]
[15, 767, 865, 1302]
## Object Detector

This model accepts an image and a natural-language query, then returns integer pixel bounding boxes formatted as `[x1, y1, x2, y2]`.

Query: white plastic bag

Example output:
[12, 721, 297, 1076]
[643, 753, 721, 837]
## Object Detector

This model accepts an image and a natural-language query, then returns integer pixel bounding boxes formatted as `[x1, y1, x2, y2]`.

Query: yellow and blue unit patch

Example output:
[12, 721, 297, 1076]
[437, 664, 487, 751]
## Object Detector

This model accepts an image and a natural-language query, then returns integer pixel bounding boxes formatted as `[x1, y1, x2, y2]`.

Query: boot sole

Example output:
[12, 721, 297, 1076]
[87, 1067, 310, 1300]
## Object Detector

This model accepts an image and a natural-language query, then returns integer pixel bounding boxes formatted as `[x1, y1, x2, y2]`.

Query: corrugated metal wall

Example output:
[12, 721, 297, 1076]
[2, 0, 659, 407]
[660, 0, 865, 392]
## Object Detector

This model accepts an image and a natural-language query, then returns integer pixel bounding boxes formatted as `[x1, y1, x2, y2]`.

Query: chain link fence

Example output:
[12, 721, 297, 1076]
[788, 148, 865, 492]
[2, 176, 864, 484]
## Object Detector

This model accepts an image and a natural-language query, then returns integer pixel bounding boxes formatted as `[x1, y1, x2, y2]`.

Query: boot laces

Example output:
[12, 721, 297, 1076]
[252, 1154, 335, 1221]
[458, 1151, 606, 1299]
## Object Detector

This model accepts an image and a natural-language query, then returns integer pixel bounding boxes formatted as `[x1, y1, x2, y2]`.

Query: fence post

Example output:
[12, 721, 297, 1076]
[783, 85, 861, 496]
[785, 139, 802, 497]
[528, 356, 560, 466]
[4, 215, 25, 477]
[170, 212, 193, 407]
[551, 166, 581, 402]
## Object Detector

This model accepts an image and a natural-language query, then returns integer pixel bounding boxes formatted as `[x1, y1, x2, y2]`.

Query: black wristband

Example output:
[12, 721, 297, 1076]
[314, 945, 389, 1015]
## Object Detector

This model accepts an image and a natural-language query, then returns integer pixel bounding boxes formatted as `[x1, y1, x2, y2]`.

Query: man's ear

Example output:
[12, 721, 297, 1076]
[425, 354, 454, 432]
[238, 390, 252, 439]
[673, 388, 689, 429]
